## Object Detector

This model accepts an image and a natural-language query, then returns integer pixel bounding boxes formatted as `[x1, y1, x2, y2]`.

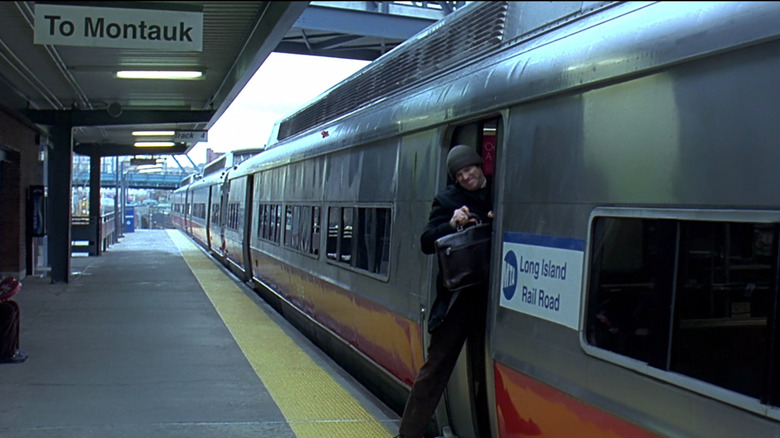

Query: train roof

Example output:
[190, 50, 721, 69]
[202, 147, 265, 177]
[235, 1, 780, 176]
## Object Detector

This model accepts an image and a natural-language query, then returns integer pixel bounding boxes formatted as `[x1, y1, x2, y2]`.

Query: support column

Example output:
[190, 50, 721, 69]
[48, 113, 73, 283]
[89, 154, 102, 255]
[114, 156, 121, 241]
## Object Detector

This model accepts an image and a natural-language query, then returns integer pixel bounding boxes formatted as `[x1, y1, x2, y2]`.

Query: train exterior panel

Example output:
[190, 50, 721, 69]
[493, 362, 659, 437]
[490, 2, 780, 436]
[186, 177, 211, 248]
[237, 133, 436, 396]
[248, 249, 425, 386]
[171, 186, 187, 231]
[205, 172, 228, 260]
[175, 2, 780, 437]
[222, 174, 248, 276]
[207, 181, 224, 259]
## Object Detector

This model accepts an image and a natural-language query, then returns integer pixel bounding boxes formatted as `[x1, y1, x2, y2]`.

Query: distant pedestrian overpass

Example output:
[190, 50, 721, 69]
[72, 169, 189, 190]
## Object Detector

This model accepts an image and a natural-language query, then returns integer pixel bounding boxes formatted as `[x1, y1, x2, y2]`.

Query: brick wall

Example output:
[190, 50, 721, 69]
[0, 108, 43, 278]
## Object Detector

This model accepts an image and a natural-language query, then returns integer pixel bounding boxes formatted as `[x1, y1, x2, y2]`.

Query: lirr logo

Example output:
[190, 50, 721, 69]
[502, 250, 518, 300]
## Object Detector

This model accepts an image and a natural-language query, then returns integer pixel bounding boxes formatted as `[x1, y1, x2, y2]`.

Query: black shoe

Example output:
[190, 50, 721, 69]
[0, 351, 27, 363]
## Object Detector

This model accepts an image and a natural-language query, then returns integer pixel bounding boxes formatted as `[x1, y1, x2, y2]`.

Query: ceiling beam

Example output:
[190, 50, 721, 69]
[74, 142, 189, 157]
[25, 109, 215, 127]
[294, 4, 438, 40]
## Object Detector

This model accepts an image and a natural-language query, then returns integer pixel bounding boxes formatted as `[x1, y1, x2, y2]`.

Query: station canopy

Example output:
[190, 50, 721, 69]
[0, 1, 454, 157]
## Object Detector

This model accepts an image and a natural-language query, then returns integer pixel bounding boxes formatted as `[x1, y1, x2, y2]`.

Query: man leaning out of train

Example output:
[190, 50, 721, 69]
[397, 144, 493, 438]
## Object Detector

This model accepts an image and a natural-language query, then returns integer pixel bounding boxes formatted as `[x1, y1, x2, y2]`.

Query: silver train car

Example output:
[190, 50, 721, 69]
[173, 2, 780, 436]
[172, 148, 262, 268]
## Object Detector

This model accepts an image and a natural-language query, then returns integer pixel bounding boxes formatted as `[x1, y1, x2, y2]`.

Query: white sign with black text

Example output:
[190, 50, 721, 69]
[500, 232, 584, 330]
[34, 4, 203, 51]
[174, 131, 208, 143]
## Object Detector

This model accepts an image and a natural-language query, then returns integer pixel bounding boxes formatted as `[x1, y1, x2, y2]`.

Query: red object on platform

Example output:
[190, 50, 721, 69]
[0, 277, 21, 301]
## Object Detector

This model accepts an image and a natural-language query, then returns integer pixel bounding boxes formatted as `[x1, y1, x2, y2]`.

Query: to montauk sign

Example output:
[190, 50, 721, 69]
[34, 4, 203, 51]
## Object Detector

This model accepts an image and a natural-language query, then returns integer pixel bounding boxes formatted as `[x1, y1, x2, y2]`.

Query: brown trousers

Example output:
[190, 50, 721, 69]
[398, 288, 487, 438]
[0, 300, 21, 358]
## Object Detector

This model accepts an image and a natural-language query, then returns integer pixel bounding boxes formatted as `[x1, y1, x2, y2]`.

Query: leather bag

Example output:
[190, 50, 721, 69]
[435, 219, 492, 291]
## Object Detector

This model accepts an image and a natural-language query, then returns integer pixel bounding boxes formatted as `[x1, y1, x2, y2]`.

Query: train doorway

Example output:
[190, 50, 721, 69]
[431, 116, 501, 438]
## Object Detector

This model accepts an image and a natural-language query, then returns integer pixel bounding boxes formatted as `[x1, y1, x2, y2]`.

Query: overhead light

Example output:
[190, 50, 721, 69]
[134, 141, 175, 148]
[132, 131, 175, 137]
[116, 70, 204, 80]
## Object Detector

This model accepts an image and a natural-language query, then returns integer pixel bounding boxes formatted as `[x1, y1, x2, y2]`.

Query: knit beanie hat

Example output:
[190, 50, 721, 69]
[446, 145, 483, 178]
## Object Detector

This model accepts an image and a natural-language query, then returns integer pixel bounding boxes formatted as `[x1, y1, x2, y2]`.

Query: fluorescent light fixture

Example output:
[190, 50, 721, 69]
[134, 141, 175, 148]
[116, 70, 203, 80]
[132, 131, 175, 137]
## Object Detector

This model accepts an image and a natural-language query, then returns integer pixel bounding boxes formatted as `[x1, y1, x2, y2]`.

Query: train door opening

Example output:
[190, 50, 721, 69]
[218, 179, 229, 258]
[432, 116, 501, 438]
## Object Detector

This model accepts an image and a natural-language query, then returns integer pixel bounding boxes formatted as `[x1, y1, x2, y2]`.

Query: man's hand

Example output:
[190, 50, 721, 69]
[449, 206, 474, 229]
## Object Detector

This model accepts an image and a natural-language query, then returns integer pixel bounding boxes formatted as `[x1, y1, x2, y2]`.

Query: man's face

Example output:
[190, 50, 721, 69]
[455, 165, 485, 192]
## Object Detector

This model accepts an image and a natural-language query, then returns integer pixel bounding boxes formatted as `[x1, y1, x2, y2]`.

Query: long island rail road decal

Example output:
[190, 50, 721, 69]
[501, 232, 584, 330]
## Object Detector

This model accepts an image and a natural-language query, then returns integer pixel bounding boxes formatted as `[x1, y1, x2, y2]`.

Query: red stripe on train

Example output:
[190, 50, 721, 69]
[494, 361, 660, 437]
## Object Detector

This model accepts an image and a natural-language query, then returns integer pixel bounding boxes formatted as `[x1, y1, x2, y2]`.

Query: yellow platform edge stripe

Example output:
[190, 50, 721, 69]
[168, 230, 394, 438]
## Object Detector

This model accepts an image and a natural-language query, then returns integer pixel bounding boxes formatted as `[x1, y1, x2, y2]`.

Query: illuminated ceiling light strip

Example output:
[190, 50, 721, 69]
[116, 70, 203, 80]
[134, 141, 175, 147]
[132, 131, 175, 136]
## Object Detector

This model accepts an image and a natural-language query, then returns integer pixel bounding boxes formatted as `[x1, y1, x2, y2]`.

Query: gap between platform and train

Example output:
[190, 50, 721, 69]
[169, 230, 395, 438]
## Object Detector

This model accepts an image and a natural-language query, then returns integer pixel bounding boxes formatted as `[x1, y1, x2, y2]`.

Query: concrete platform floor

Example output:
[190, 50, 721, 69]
[0, 229, 399, 438]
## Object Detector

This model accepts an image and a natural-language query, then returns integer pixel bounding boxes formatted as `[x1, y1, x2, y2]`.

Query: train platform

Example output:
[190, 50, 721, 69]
[0, 229, 400, 438]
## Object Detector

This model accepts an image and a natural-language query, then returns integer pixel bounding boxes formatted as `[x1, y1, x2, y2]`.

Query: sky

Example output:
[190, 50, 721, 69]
[187, 52, 370, 165]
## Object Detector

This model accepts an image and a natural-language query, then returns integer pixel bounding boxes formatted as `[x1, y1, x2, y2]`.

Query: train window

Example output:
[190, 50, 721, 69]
[296, 206, 307, 253]
[297, 206, 315, 255]
[284, 206, 296, 248]
[283, 205, 319, 256]
[273, 205, 281, 242]
[326, 206, 392, 277]
[266, 205, 273, 241]
[210, 202, 220, 226]
[258, 204, 281, 244]
[236, 203, 245, 231]
[327, 207, 340, 261]
[193, 203, 206, 220]
[311, 206, 321, 256]
[226, 203, 236, 230]
[586, 216, 776, 401]
[353, 208, 391, 275]
[258, 205, 267, 240]
[341, 208, 354, 263]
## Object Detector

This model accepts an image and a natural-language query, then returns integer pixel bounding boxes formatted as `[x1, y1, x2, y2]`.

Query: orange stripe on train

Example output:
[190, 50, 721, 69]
[494, 362, 660, 438]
